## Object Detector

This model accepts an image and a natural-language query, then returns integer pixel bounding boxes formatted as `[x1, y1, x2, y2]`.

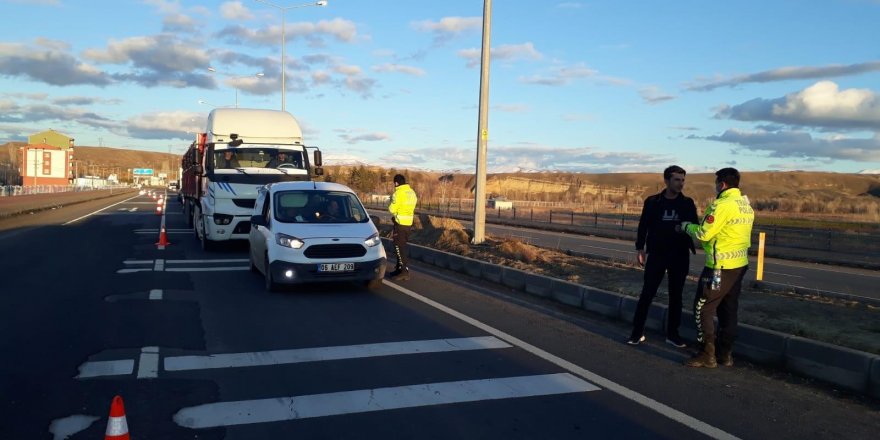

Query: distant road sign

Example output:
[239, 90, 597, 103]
[133, 168, 154, 176]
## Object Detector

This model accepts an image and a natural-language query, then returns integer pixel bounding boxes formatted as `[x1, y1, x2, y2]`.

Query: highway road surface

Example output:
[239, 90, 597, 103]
[1, 192, 877, 439]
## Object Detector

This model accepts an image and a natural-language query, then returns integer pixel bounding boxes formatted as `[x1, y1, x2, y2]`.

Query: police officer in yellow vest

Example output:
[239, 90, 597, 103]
[388, 174, 418, 281]
[680, 167, 754, 368]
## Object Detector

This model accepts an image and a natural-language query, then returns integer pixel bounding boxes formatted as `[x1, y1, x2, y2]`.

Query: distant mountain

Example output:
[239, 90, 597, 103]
[858, 169, 880, 175]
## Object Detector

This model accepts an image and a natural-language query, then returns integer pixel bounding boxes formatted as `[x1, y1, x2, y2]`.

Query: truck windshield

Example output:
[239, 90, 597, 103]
[214, 146, 305, 170]
[274, 190, 369, 224]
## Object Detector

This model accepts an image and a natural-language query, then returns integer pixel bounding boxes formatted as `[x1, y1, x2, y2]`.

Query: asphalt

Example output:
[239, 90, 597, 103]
[0, 193, 878, 439]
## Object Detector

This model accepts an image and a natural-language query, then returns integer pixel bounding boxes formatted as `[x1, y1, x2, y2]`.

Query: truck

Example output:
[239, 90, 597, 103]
[180, 108, 323, 250]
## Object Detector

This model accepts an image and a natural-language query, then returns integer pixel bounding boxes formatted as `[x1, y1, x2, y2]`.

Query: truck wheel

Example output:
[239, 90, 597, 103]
[264, 257, 279, 292]
[194, 206, 213, 251]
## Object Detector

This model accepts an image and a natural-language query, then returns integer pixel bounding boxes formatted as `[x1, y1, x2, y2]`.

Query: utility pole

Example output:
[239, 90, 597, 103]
[472, 0, 492, 244]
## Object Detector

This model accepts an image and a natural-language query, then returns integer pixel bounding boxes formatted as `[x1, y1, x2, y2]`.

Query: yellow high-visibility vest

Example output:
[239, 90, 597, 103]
[685, 188, 754, 269]
[389, 184, 417, 226]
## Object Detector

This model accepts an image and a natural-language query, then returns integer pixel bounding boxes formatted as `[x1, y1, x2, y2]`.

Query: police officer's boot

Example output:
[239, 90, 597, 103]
[685, 342, 718, 368]
[716, 347, 734, 367]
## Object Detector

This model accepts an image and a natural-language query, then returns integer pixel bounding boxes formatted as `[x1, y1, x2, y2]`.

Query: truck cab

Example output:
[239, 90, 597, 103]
[181, 108, 323, 250]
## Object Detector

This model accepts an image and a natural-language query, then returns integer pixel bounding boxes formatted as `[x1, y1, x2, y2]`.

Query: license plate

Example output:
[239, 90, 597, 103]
[318, 263, 355, 272]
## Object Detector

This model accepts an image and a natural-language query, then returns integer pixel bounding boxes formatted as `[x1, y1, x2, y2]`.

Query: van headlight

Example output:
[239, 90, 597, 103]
[364, 233, 381, 248]
[276, 233, 304, 249]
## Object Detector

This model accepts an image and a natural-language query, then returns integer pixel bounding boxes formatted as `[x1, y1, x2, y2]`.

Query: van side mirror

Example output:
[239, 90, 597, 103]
[250, 215, 266, 227]
[313, 150, 322, 167]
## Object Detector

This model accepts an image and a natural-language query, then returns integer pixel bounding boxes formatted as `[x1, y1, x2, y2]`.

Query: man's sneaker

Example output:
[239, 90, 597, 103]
[626, 335, 646, 346]
[390, 270, 410, 281]
[665, 336, 687, 348]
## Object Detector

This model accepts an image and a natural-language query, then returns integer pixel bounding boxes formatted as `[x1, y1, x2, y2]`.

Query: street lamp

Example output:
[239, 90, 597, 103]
[253, 0, 328, 112]
[207, 67, 265, 108]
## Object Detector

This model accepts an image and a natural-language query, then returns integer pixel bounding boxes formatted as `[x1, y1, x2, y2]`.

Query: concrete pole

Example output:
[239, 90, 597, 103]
[281, 8, 286, 112]
[472, 0, 492, 244]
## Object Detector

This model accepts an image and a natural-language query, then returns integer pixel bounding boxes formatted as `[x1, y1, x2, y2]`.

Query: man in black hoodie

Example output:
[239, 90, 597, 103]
[628, 165, 698, 348]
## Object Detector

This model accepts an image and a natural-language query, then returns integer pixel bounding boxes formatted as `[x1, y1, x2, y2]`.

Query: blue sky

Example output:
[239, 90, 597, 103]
[1, 0, 880, 174]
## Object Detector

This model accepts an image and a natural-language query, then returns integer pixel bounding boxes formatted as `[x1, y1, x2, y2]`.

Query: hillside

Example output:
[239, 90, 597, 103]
[3, 143, 878, 218]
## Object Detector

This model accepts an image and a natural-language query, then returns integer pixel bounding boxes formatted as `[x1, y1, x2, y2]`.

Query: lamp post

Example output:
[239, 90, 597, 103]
[472, 0, 492, 244]
[207, 67, 264, 108]
[253, 0, 328, 112]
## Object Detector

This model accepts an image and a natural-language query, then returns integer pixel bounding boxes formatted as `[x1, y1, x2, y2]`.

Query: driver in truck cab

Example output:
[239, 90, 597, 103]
[266, 151, 303, 169]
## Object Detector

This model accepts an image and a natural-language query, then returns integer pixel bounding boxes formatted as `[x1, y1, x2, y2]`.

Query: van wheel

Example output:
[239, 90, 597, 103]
[264, 257, 279, 292]
[365, 278, 383, 290]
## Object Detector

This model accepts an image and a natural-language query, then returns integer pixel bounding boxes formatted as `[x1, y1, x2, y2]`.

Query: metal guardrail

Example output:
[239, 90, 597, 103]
[0, 185, 131, 197]
[366, 201, 880, 261]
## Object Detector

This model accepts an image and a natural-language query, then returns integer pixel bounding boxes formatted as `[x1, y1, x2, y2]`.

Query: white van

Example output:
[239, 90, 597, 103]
[248, 181, 387, 291]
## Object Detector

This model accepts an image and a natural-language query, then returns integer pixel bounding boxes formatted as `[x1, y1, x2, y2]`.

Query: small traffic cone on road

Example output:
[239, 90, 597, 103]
[104, 395, 130, 440]
[156, 226, 171, 247]
[156, 205, 163, 215]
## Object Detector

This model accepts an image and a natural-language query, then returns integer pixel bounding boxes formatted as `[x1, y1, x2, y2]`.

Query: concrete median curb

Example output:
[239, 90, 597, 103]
[387, 239, 880, 399]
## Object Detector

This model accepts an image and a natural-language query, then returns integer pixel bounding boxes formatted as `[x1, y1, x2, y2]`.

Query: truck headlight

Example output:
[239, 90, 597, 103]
[276, 233, 304, 249]
[364, 233, 381, 248]
[214, 214, 233, 225]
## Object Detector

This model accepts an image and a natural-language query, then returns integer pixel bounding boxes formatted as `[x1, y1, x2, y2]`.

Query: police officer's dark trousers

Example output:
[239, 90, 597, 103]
[693, 265, 748, 351]
[392, 222, 410, 271]
[630, 250, 689, 340]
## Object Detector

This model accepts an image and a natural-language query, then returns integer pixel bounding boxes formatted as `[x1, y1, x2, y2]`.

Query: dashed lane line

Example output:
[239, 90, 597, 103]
[173, 373, 598, 429]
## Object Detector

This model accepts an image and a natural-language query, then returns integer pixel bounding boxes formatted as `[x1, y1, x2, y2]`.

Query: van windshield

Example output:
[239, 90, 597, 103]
[214, 146, 304, 170]
[274, 190, 369, 224]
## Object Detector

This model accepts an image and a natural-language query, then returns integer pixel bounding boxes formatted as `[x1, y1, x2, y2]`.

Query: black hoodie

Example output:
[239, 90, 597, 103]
[635, 191, 698, 254]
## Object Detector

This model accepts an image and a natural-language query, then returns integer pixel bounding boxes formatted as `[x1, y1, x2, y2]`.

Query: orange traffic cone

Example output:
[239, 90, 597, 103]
[156, 205, 163, 215]
[156, 226, 171, 247]
[105, 395, 130, 440]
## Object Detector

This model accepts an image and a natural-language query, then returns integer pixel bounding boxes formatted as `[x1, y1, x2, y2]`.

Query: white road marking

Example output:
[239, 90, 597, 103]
[63, 195, 141, 225]
[165, 267, 250, 272]
[153, 259, 164, 271]
[137, 346, 160, 379]
[149, 289, 163, 300]
[49, 415, 100, 440]
[117, 268, 152, 274]
[166, 259, 249, 264]
[174, 373, 597, 429]
[384, 281, 741, 440]
[124, 260, 153, 265]
[165, 336, 511, 372]
[76, 359, 134, 378]
[763, 271, 803, 278]
[130, 207, 138, 212]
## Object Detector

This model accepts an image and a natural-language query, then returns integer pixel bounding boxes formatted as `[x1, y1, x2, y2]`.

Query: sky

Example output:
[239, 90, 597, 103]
[1, 0, 880, 174]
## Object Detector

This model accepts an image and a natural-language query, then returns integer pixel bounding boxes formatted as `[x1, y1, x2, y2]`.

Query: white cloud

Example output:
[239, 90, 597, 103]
[337, 130, 390, 144]
[520, 64, 597, 86]
[220, 1, 254, 20]
[717, 81, 880, 130]
[458, 42, 543, 68]
[372, 63, 426, 77]
[0, 41, 111, 86]
[334, 64, 362, 76]
[82, 35, 214, 88]
[412, 16, 481, 42]
[702, 128, 880, 162]
[163, 13, 196, 33]
[218, 18, 358, 47]
[639, 86, 675, 105]
[126, 111, 204, 140]
[687, 60, 880, 91]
